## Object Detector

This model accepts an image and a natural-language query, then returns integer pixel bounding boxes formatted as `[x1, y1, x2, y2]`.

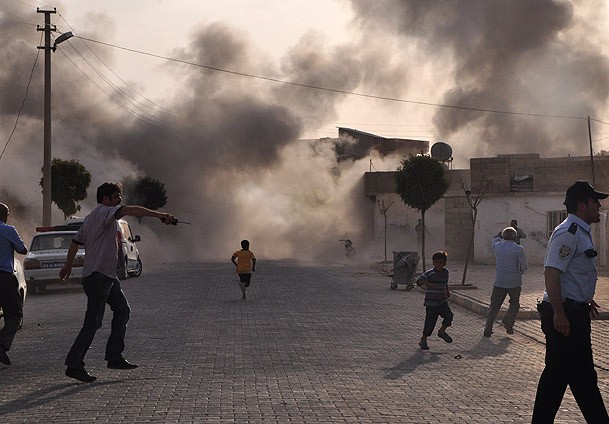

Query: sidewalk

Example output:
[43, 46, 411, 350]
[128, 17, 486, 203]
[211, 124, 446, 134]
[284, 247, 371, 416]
[376, 261, 609, 320]
[448, 262, 609, 320]
[374, 260, 609, 372]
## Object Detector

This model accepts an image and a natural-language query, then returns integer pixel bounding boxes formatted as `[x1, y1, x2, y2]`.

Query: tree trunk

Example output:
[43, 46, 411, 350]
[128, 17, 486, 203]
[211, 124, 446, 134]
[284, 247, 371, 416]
[461, 207, 477, 285]
[421, 211, 426, 271]
[384, 213, 387, 262]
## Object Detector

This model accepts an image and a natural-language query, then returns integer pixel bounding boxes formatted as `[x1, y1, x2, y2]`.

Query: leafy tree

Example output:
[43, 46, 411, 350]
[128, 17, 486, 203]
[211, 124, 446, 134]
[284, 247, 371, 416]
[40, 158, 92, 220]
[395, 155, 449, 270]
[122, 176, 167, 211]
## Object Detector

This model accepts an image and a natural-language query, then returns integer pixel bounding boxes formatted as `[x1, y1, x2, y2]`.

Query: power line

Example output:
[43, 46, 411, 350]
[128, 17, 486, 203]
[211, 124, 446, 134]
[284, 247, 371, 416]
[59, 40, 174, 126]
[77, 35, 593, 122]
[56, 14, 175, 115]
[5, 9, 609, 137]
[0, 32, 42, 162]
[0, 9, 38, 26]
[591, 117, 609, 126]
[55, 47, 171, 128]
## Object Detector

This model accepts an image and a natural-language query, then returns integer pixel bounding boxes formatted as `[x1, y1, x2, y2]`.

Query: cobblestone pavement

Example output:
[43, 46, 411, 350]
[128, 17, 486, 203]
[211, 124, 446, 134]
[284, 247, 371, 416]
[440, 262, 609, 373]
[1, 260, 608, 423]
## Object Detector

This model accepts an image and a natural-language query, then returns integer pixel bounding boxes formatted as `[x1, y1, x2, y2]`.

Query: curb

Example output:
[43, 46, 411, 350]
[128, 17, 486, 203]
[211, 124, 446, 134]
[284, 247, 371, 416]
[449, 291, 539, 320]
[449, 291, 609, 320]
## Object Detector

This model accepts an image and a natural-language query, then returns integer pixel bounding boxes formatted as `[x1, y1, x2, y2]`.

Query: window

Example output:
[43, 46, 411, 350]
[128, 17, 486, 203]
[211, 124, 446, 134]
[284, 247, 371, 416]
[547, 211, 567, 237]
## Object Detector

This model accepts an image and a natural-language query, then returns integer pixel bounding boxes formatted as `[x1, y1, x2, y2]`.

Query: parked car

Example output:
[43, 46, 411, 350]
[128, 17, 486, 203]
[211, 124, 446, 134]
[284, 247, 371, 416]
[0, 259, 27, 328]
[23, 229, 84, 294]
[64, 217, 142, 280]
[117, 219, 142, 279]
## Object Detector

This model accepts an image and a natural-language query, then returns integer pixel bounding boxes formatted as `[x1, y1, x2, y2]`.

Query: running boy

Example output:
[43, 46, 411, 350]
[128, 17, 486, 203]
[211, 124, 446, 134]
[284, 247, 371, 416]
[415, 251, 454, 350]
[231, 240, 256, 299]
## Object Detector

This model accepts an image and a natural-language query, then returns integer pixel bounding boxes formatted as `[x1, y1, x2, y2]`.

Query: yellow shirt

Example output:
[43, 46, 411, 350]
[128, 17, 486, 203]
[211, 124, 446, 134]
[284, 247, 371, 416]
[232, 250, 256, 273]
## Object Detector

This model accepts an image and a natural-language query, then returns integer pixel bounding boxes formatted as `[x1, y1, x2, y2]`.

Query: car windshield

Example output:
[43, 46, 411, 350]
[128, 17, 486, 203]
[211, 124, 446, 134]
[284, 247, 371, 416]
[31, 234, 79, 251]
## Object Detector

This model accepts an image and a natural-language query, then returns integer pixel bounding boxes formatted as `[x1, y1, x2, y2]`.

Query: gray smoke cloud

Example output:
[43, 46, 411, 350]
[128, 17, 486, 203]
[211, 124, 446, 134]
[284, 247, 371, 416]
[349, 0, 609, 159]
[0, 4, 382, 263]
[4, 1, 608, 264]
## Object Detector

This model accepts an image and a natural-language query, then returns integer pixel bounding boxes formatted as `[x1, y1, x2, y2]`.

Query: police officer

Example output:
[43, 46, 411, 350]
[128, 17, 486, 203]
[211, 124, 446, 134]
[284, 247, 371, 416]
[532, 181, 609, 423]
[0, 203, 28, 366]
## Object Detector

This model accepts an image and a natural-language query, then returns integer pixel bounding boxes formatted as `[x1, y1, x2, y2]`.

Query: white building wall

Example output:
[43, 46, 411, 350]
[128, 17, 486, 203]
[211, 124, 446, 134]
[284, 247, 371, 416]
[474, 194, 609, 266]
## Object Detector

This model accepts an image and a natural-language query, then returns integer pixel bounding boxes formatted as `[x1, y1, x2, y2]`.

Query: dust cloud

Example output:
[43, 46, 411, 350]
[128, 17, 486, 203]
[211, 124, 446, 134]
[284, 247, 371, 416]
[2, 1, 609, 264]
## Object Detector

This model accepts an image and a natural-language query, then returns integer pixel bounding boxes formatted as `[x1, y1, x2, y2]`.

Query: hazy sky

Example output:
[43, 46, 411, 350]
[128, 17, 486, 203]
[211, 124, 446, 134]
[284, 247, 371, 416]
[6, 1, 609, 164]
[2, 1, 609, 262]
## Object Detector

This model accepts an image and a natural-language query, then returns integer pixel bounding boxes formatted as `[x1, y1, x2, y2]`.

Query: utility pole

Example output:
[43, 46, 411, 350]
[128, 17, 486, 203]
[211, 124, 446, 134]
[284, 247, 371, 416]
[588, 116, 596, 186]
[37, 8, 56, 226]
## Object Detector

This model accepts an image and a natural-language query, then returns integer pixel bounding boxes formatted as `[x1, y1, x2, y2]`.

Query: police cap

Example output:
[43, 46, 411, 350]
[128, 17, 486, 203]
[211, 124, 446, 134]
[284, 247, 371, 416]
[564, 181, 608, 206]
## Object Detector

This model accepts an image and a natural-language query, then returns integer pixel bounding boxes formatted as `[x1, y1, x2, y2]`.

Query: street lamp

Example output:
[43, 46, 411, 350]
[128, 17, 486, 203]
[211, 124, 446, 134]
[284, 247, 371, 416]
[37, 8, 73, 226]
[54, 31, 74, 50]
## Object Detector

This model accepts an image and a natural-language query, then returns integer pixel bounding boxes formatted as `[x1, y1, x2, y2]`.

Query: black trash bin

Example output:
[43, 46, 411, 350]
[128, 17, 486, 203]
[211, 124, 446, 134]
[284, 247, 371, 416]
[391, 251, 419, 290]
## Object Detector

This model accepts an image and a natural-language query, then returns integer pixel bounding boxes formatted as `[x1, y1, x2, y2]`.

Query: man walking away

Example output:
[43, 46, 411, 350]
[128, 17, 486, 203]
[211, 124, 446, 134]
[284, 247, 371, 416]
[0, 203, 28, 366]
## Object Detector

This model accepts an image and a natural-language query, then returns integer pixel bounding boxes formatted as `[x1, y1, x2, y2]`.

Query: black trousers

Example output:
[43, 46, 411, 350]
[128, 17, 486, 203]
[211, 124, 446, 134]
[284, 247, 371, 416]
[532, 300, 609, 423]
[238, 273, 252, 287]
[65, 273, 131, 369]
[0, 271, 22, 351]
[422, 303, 453, 337]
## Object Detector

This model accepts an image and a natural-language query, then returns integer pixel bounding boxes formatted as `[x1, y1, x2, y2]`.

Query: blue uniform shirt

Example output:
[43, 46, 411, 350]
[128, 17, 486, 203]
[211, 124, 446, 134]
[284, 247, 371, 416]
[543, 214, 597, 303]
[0, 221, 27, 273]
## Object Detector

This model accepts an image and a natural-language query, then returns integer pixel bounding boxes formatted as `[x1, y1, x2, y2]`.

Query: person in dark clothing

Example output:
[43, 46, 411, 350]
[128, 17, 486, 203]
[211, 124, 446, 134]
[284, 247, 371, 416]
[0, 203, 27, 366]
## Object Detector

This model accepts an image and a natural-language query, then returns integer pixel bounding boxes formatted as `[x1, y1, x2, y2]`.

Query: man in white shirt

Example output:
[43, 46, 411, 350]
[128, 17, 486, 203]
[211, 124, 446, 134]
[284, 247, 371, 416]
[484, 226, 527, 337]
[60, 182, 176, 382]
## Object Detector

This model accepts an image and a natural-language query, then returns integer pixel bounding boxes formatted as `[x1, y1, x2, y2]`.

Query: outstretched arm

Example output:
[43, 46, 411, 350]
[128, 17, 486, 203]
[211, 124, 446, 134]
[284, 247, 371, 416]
[118, 205, 176, 225]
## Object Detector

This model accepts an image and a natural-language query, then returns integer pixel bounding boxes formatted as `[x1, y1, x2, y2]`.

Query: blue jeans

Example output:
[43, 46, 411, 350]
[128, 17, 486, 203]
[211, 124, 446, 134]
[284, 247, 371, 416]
[65, 272, 131, 369]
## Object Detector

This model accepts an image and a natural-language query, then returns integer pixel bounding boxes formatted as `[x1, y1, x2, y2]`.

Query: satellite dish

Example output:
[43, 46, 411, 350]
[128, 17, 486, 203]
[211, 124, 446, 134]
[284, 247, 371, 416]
[431, 142, 453, 162]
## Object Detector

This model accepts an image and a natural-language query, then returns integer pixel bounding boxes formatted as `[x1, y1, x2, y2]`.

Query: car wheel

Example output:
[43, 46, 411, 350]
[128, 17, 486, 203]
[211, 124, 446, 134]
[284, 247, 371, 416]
[129, 257, 142, 277]
[28, 282, 37, 295]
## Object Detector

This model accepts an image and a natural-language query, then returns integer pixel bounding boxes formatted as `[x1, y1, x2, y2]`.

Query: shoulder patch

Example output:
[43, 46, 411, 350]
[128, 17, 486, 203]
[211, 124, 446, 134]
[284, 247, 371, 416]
[568, 223, 577, 234]
[559, 245, 572, 260]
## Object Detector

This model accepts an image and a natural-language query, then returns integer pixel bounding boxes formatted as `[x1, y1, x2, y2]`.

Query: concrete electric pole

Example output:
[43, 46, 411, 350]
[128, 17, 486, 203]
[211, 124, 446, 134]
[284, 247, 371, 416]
[36, 8, 73, 226]
[37, 7, 55, 226]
